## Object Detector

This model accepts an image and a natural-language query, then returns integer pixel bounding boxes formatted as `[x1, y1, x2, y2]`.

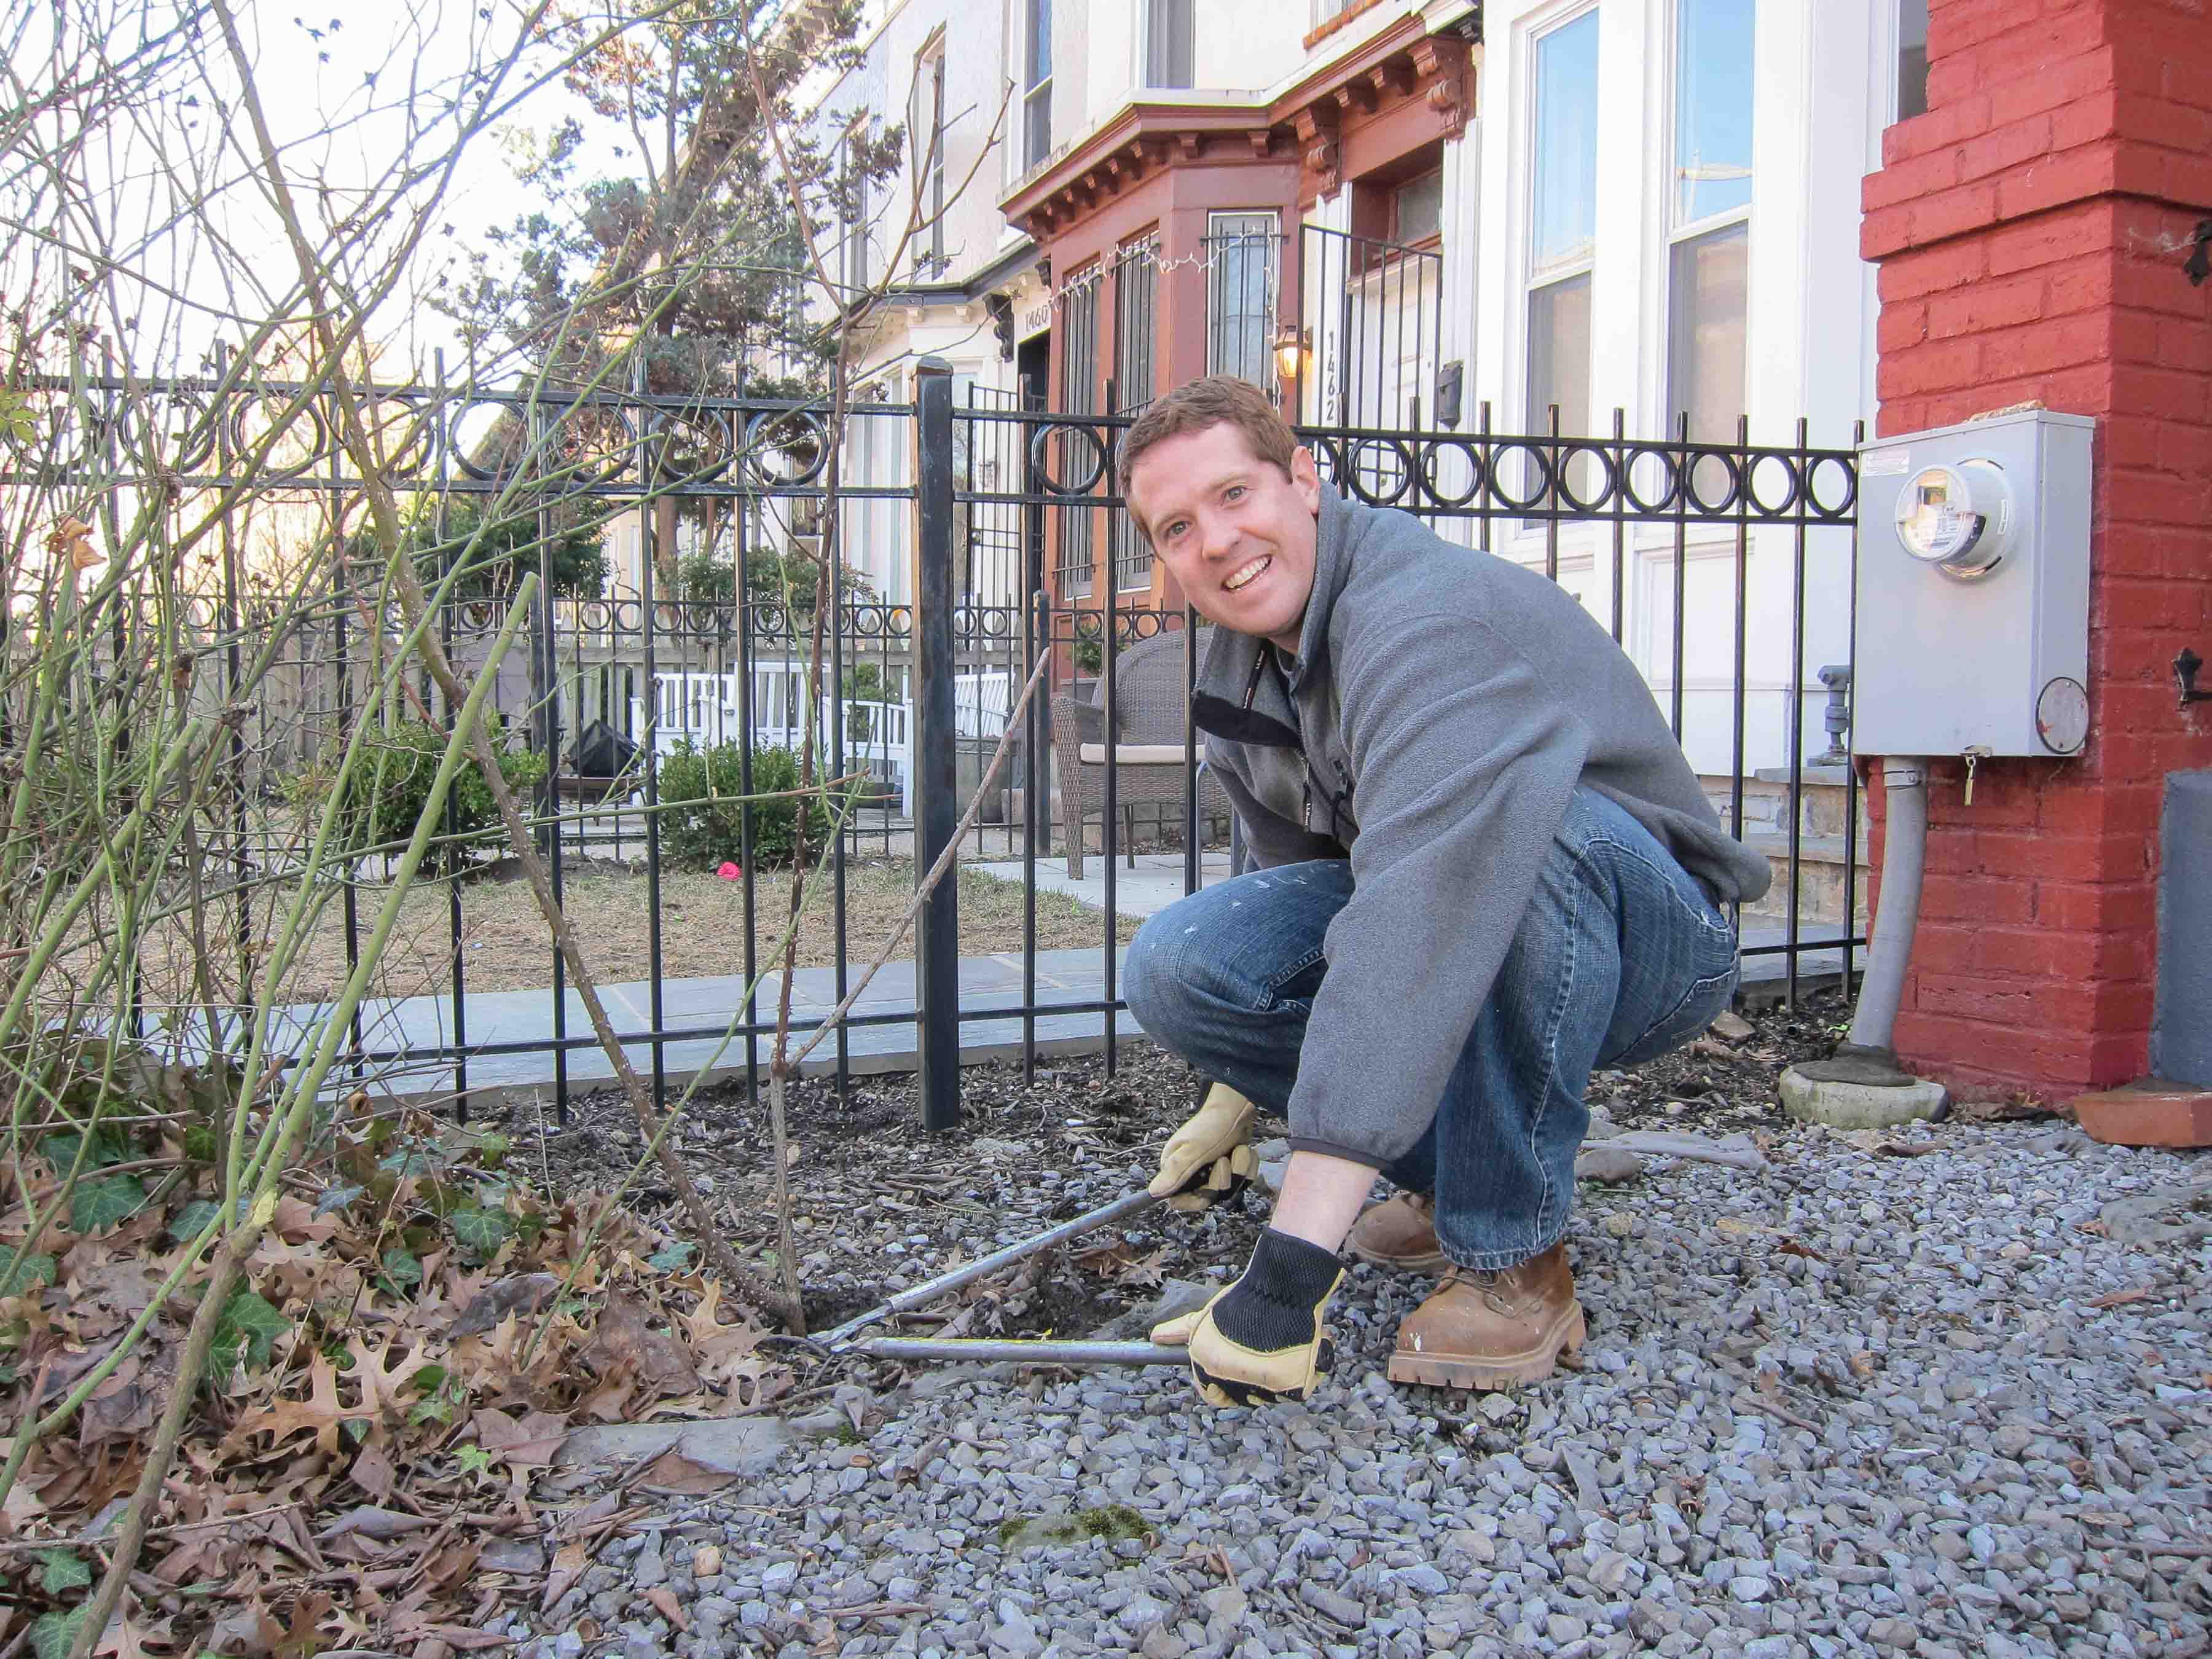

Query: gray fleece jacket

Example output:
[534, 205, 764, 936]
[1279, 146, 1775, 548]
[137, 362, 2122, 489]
[1191, 485, 1773, 1171]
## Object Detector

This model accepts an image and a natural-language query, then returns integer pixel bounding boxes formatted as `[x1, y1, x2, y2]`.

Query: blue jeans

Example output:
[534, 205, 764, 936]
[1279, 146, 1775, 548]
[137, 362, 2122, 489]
[1124, 788, 1743, 1271]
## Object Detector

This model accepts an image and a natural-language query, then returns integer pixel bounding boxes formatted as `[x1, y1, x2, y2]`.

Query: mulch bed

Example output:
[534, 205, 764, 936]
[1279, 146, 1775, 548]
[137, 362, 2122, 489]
[512, 988, 1856, 1357]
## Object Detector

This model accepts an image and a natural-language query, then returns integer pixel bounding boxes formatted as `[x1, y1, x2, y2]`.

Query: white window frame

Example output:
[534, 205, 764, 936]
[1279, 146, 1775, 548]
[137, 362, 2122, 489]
[914, 33, 948, 276]
[1661, 0, 1754, 450]
[1141, 0, 1195, 90]
[1205, 209, 1279, 387]
[1521, 4, 1601, 524]
[1022, 0, 1053, 173]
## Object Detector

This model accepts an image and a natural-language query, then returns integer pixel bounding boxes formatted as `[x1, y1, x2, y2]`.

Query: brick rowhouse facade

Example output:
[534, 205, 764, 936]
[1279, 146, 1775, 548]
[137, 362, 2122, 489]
[1860, 0, 2212, 1093]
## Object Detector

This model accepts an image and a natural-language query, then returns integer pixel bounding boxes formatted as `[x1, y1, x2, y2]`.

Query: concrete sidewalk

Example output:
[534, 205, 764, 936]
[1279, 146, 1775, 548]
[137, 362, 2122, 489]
[307, 895, 1850, 1112]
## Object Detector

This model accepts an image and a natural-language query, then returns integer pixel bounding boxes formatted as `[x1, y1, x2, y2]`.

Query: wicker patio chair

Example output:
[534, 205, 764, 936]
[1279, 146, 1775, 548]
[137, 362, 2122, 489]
[1049, 627, 1232, 879]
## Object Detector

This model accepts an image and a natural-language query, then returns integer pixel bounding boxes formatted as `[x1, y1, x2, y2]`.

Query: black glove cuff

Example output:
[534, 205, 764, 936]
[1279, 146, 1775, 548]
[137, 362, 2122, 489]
[1211, 1228, 1340, 1352]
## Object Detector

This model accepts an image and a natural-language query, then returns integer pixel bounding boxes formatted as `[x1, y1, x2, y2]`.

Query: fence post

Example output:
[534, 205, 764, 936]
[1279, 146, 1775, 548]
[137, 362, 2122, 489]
[914, 358, 961, 1131]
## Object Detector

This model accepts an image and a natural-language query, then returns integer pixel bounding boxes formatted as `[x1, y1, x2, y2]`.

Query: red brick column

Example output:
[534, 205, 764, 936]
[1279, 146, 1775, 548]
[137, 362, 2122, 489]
[1858, 0, 2212, 1095]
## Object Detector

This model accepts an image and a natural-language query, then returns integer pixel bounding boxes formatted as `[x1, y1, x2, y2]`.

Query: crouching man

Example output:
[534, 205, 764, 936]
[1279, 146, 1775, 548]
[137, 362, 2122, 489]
[1117, 377, 1770, 1407]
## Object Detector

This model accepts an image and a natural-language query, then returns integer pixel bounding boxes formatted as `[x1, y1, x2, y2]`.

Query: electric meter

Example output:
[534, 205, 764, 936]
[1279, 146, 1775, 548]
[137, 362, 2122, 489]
[1895, 459, 2012, 576]
[1854, 409, 2093, 759]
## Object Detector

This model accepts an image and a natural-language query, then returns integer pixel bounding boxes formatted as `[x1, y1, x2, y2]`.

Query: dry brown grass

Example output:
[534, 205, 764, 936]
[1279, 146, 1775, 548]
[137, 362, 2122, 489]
[69, 860, 1142, 1007]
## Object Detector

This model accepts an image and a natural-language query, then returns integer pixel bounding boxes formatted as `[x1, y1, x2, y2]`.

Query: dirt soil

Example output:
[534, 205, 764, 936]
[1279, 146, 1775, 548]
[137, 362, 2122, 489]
[506, 989, 1854, 1364]
[53, 859, 1141, 1006]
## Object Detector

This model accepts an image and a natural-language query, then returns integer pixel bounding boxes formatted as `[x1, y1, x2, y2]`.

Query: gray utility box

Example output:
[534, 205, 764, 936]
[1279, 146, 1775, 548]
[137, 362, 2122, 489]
[1853, 408, 2095, 760]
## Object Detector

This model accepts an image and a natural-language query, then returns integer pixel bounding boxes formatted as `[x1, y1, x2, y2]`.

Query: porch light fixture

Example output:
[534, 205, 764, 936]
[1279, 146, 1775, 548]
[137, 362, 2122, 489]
[1274, 322, 1311, 382]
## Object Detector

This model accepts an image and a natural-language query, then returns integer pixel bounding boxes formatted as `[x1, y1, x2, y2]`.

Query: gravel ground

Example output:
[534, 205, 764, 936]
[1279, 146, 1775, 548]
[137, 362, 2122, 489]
[502, 1005, 2212, 1659]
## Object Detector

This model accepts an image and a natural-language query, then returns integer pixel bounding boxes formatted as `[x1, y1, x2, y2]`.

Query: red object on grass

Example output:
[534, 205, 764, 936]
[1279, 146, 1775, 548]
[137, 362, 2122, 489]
[717, 861, 743, 882]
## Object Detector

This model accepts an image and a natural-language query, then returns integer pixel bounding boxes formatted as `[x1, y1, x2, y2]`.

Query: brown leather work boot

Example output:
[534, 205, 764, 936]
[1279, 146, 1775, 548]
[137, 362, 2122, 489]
[1346, 1193, 1450, 1274]
[1386, 1242, 1585, 1390]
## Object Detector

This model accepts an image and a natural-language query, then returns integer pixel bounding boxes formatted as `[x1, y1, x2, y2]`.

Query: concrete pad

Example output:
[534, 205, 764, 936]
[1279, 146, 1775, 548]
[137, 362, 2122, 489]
[549, 1414, 794, 1478]
[1778, 1066, 1948, 1129]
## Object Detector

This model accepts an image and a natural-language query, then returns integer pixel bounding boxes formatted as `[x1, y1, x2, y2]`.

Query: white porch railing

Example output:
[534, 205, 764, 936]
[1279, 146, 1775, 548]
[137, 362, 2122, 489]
[630, 669, 916, 817]
[628, 666, 1014, 822]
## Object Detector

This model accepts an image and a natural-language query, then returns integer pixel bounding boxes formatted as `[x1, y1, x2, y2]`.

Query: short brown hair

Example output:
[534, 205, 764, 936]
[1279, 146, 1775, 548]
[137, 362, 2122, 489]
[1118, 376, 1298, 530]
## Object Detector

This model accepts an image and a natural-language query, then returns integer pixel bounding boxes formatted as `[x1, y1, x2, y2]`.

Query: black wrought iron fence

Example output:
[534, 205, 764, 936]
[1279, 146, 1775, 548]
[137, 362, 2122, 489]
[7, 363, 1862, 1130]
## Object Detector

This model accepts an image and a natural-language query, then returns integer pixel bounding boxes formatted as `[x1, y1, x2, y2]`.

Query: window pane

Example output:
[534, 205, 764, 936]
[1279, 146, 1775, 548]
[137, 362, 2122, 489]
[1528, 274, 1591, 434]
[1025, 83, 1052, 169]
[1027, 0, 1051, 87]
[1527, 272, 1592, 508]
[1674, 0, 1755, 224]
[1667, 221, 1747, 441]
[1112, 242, 1160, 590]
[1057, 273, 1099, 598]
[1394, 170, 1443, 245]
[1897, 0, 1929, 120]
[1148, 0, 1194, 88]
[1207, 213, 1277, 385]
[1532, 13, 1599, 273]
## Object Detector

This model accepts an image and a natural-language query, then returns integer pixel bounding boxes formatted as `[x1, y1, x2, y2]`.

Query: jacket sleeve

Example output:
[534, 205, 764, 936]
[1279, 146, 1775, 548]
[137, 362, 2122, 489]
[1285, 614, 1591, 1169]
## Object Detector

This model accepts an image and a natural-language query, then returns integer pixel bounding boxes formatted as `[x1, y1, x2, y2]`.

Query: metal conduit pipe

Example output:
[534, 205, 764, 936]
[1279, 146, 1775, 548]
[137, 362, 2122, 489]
[1779, 759, 1950, 1123]
[1846, 760, 1928, 1055]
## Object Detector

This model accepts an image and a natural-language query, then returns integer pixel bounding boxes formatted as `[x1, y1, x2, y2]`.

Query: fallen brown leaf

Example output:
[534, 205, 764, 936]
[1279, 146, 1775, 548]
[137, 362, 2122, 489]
[635, 1448, 739, 1496]
[582, 1300, 700, 1397]
[541, 1540, 589, 1614]
[473, 1408, 568, 1468]
[645, 1586, 688, 1631]
[2088, 1285, 2155, 1309]
[318, 1505, 437, 1542]
[449, 1274, 562, 1341]
[206, 1597, 284, 1656]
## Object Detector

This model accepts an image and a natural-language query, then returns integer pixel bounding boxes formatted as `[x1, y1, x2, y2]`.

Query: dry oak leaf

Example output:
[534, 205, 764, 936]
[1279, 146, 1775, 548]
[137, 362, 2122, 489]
[682, 1283, 766, 1386]
[82, 1345, 173, 1447]
[448, 1273, 560, 1340]
[345, 1328, 437, 1419]
[228, 1351, 350, 1456]
[540, 1539, 589, 1615]
[644, 1586, 689, 1631]
[270, 1193, 338, 1244]
[206, 1597, 285, 1656]
[472, 1406, 568, 1468]
[582, 1299, 700, 1397]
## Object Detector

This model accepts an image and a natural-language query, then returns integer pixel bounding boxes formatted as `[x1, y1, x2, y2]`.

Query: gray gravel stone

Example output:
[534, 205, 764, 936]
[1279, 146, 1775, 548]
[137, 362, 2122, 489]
[507, 1116, 2212, 1659]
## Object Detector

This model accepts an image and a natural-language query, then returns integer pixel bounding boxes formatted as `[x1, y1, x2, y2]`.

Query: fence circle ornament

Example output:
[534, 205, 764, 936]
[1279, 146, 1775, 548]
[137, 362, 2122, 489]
[1416, 437, 1488, 510]
[1341, 436, 1416, 509]
[1806, 455, 1856, 520]
[1621, 444, 1684, 515]
[1551, 442, 1620, 516]
[742, 408, 830, 487]
[1744, 452, 1802, 518]
[541, 405, 635, 495]
[1484, 441, 1556, 514]
[152, 390, 219, 474]
[1683, 446, 1745, 516]
[644, 408, 735, 485]
[365, 394, 435, 479]
[1029, 419, 1110, 498]
[227, 392, 332, 480]
[449, 399, 527, 483]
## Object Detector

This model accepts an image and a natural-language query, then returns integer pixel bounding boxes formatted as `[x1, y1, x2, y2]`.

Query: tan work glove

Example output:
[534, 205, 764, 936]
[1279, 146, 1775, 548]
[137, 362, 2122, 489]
[1148, 1081, 1260, 1212]
[1151, 1228, 1343, 1407]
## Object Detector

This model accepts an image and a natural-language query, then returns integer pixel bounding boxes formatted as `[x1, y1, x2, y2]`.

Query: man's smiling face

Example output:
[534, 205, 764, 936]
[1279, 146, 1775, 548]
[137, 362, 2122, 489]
[1126, 421, 1324, 654]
